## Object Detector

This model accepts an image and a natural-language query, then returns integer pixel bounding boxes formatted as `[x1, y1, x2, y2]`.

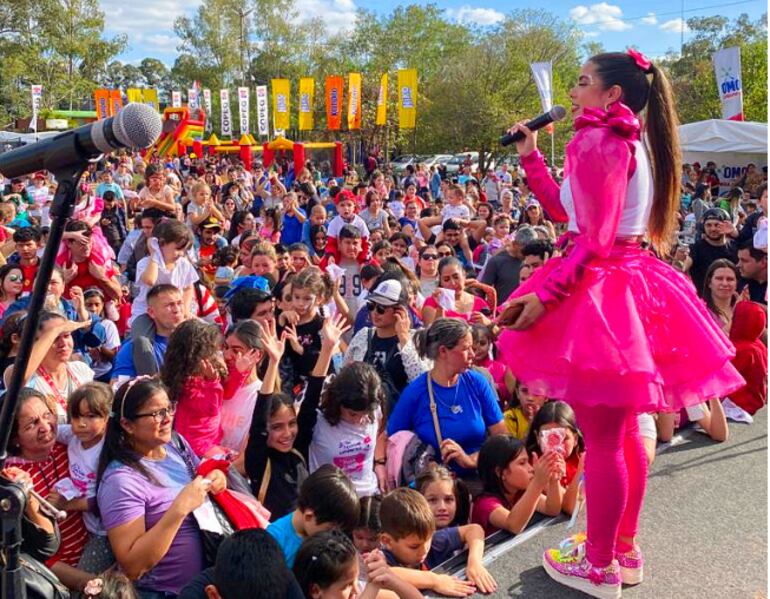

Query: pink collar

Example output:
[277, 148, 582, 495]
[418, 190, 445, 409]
[574, 102, 641, 141]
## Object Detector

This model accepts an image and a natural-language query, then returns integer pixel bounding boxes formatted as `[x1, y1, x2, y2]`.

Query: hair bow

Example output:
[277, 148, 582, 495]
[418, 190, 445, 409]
[83, 578, 103, 597]
[627, 48, 652, 73]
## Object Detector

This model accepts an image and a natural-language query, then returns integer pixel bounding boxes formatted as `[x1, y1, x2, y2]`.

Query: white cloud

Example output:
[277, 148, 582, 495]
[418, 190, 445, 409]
[660, 18, 690, 33]
[583, 31, 600, 37]
[569, 2, 632, 32]
[640, 12, 657, 25]
[102, 0, 198, 56]
[446, 6, 506, 26]
[293, 0, 359, 33]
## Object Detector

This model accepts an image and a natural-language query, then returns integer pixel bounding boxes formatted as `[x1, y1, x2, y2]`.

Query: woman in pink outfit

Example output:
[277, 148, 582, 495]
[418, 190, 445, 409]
[496, 51, 744, 599]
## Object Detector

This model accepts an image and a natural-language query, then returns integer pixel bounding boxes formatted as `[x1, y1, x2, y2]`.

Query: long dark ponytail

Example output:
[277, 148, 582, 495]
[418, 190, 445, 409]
[590, 52, 681, 252]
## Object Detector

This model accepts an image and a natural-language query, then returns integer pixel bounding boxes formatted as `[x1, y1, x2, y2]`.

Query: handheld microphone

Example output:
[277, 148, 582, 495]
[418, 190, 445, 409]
[0, 103, 163, 178]
[500, 105, 567, 147]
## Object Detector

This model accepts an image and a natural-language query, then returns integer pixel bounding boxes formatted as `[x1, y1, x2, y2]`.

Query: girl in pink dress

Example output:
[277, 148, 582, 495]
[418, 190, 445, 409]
[57, 183, 114, 267]
[496, 50, 744, 599]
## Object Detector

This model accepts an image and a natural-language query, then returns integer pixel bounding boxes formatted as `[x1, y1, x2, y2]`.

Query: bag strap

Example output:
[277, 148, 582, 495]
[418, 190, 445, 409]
[257, 459, 271, 504]
[172, 432, 197, 480]
[426, 375, 444, 448]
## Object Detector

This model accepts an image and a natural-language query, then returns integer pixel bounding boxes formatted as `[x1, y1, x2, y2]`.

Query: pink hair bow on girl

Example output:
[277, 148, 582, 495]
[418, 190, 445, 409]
[627, 48, 652, 73]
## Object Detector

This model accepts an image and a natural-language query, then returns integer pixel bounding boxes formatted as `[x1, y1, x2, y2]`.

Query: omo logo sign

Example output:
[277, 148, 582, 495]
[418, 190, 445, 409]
[330, 88, 339, 116]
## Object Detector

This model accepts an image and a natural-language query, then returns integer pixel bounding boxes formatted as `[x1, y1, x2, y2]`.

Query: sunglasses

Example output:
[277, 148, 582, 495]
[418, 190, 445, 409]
[438, 251, 452, 258]
[421, 254, 438, 261]
[367, 302, 391, 314]
[6, 274, 22, 282]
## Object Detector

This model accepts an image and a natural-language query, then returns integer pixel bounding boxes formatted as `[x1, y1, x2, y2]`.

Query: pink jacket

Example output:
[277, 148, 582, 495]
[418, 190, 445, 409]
[520, 103, 641, 309]
[174, 369, 249, 456]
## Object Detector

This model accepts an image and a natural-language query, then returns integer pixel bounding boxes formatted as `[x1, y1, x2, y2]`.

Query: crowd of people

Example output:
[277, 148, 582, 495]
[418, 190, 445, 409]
[0, 57, 767, 599]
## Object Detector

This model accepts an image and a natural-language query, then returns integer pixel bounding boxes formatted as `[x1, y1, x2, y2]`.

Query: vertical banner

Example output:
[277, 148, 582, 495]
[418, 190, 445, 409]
[220, 89, 233, 137]
[298, 78, 315, 131]
[203, 89, 213, 132]
[126, 88, 144, 104]
[272, 79, 290, 131]
[188, 88, 199, 109]
[325, 76, 344, 130]
[30, 85, 42, 132]
[94, 89, 111, 119]
[143, 89, 159, 112]
[397, 69, 417, 129]
[375, 74, 388, 126]
[347, 73, 362, 130]
[171, 91, 182, 108]
[256, 85, 270, 137]
[530, 61, 554, 134]
[109, 90, 123, 115]
[237, 87, 250, 135]
[713, 46, 744, 121]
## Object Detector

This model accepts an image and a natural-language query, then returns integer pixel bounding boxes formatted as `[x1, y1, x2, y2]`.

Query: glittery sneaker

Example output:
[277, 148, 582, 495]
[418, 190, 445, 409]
[615, 545, 644, 585]
[543, 535, 622, 599]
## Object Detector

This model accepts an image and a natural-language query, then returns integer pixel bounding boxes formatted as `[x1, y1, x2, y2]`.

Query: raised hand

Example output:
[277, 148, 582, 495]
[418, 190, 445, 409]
[258, 319, 287, 363]
[320, 313, 351, 348]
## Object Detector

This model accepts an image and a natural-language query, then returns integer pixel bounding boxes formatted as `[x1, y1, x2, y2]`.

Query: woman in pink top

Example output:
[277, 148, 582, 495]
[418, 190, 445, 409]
[160, 319, 257, 457]
[422, 257, 496, 326]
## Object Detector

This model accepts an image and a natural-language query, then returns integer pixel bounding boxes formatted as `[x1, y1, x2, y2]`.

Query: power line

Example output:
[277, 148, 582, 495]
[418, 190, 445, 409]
[619, 0, 762, 22]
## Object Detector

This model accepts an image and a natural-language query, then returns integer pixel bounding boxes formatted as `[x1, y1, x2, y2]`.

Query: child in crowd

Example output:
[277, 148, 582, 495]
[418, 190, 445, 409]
[387, 190, 406, 220]
[414, 466, 471, 529]
[294, 530, 422, 599]
[260, 208, 282, 243]
[213, 246, 238, 287]
[472, 435, 563, 535]
[524, 401, 586, 515]
[160, 319, 255, 457]
[12, 226, 42, 295]
[353, 496, 383, 555]
[335, 224, 367, 320]
[266, 464, 360, 568]
[83, 288, 121, 383]
[503, 381, 547, 440]
[54, 383, 115, 574]
[379, 488, 497, 596]
[324, 190, 370, 265]
[185, 181, 224, 230]
[471, 323, 512, 406]
[131, 220, 197, 375]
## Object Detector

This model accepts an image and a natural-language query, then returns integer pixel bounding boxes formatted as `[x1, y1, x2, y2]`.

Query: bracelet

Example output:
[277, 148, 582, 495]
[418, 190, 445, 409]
[373, 458, 386, 466]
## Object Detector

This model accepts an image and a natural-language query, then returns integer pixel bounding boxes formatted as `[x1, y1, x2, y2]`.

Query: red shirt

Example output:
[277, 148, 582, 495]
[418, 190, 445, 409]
[63, 259, 117, 298]
[20, 262, 39, 294]
[7, 443, 88, 567]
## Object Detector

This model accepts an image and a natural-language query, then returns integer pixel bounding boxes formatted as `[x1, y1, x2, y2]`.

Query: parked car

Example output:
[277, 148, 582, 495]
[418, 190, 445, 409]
[444, 152, 477, 175]
[422, 154, 454, 169]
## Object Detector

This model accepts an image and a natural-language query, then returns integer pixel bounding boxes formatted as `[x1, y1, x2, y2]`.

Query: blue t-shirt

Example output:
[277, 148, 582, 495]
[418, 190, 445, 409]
[388, 371, 503, 475]
[282, 208, 307, 245]
[110, 335, 168, 379]
[383, 527, 462, 570]
[267, 512, 303, 568]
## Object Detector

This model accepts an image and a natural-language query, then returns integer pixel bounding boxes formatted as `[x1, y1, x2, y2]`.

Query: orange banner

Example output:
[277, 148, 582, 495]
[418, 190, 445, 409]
[94, 89, 111, 119]
[325, 76, 344, 130]
[109, 89, 123, 115]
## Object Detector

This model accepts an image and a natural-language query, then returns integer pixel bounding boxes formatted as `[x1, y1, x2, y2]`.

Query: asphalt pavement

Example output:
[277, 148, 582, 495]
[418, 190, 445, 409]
[437, 410, 768, 598]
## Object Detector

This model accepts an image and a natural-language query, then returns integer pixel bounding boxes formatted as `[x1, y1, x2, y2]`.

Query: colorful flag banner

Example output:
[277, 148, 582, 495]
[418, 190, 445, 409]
[30, 85, 42, 132]
[237, 87, 250, 135]
[347, 73, 362, 130]
[256, 85, 270, 137]
[109, 90, 123, 115]
[713, 46, 744, 121]
[376, 74, 388, 126]
[126, 88, 143, 104]
[202, 89, 212, 132]
[220, 89, 233, 137]
[325, 76, 344, 130]
[530, 62, 554, 134]
[143, 89, 159, 112]
[94, 89, 111, 119]
[397, 69, 417, 129]
[171, 91, 182, 108]
[272, 79, 290, 131]
[298, 78, 315, 131]
[188, 88, 199, 110]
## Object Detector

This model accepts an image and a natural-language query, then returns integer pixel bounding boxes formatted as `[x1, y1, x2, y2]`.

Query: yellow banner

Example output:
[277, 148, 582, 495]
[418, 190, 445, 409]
[298, 78, 315, 131]
[347, 73, 361, 130]
[126, 88, 144, 104]
[272, 79, 290, 131]
[397, 69, 417, 129]
[143, 89, 159, 112]
[376, 74, 388, 126]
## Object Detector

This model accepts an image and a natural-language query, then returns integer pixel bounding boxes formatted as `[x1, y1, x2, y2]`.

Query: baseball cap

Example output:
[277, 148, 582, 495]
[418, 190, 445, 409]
[525, 198, 541, 209]
[200, 217, 222, 230]
[702, 208, 730, 223]
[367, 279, 407, 307]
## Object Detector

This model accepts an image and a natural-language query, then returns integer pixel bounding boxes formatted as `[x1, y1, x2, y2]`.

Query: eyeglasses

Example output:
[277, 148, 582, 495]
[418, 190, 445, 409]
[7, 274, 22, 282]
[421, 254, 438, 261]
[134, 403, 177, 423]
[438, 251, 452, 258]
[367, 302, 390, 314]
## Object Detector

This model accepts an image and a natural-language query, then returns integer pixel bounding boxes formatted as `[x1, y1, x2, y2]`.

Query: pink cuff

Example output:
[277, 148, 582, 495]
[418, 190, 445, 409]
[534, 243, 594, 309]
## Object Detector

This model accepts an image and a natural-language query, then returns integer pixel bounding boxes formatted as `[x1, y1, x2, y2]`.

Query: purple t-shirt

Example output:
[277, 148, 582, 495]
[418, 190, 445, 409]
[97, 440, 205, 594]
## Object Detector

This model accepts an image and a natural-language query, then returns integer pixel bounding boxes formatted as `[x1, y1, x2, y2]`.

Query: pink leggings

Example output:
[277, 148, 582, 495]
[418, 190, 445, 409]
[572, 404, 648, 568]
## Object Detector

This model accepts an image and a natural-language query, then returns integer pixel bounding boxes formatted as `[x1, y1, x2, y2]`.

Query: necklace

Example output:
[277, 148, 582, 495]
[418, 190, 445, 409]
[429, 374, 463, 414]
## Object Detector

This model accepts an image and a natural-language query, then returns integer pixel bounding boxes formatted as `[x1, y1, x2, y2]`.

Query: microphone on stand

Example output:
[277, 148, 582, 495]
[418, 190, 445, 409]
[500, 105, 567, 146]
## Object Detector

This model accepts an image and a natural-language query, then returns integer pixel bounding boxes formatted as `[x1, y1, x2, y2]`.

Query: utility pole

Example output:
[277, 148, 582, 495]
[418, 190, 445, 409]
[680, 0, 685, 55]
[235, 7, 254, 87]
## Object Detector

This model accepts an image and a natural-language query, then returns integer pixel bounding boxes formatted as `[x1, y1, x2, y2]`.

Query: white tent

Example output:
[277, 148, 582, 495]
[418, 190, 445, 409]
[678, 119, 768, 193]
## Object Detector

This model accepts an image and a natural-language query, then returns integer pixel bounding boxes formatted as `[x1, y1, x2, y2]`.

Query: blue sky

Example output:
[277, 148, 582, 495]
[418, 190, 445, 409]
[104, 0, 766, 64]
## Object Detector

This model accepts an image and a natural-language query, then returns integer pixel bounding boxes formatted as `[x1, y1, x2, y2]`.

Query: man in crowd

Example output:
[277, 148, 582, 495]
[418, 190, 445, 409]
[684, 208, 738, 296]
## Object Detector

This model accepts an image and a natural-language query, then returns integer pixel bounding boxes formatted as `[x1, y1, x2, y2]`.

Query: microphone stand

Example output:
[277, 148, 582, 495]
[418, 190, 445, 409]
[0, 156, 88, 599]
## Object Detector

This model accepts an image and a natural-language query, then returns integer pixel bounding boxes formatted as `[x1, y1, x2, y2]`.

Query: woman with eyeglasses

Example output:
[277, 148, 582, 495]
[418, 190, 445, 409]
[97, 377, 228, 598]
[416, 244, 440, 299]
[0, 263, 24, 319]
[6, 388, 92, 591]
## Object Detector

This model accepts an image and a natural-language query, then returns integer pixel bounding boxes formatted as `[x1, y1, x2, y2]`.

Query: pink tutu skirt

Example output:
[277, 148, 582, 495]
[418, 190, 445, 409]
[496, 243, 745, 413]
